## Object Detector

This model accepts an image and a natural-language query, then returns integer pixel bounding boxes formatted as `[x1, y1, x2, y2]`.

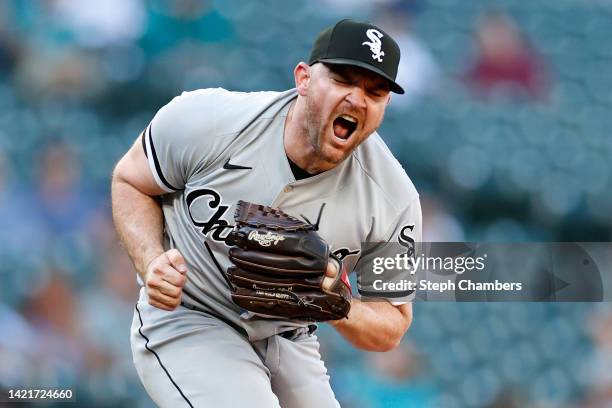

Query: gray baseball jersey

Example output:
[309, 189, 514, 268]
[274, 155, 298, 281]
[132, 88, 421, 407]
[141, 87, 421, 340]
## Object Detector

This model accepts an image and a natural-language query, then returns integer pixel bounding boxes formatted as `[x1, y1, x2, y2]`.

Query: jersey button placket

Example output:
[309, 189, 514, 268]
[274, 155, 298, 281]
[283, 185, 293, 193]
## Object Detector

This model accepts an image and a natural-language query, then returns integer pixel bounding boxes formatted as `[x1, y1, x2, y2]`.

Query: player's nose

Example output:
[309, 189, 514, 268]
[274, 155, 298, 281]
[344, 86, 367, 111]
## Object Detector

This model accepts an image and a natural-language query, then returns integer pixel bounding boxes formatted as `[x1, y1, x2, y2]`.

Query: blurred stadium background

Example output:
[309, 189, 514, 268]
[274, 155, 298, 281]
[1, 0, 611, 407]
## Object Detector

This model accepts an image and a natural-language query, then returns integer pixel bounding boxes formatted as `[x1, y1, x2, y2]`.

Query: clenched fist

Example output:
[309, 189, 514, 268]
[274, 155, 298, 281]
[144, 249, 188, 311]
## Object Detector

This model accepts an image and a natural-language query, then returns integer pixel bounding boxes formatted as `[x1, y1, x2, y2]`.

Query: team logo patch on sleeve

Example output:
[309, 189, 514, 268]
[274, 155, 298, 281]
[399, 225, 416, 258]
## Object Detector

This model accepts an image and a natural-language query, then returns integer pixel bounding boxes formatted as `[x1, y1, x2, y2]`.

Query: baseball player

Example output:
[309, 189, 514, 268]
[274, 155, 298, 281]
[112, 19, 421, 407]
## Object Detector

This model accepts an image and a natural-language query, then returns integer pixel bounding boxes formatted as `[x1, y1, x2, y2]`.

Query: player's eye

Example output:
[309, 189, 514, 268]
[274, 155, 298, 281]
[368, 85, 389, 98]
[332, 76, 350, 85]
[367, 89, 383, 98]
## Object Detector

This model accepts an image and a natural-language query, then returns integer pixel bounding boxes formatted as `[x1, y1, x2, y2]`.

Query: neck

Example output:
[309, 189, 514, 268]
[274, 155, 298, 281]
[283, 98, 333, 174]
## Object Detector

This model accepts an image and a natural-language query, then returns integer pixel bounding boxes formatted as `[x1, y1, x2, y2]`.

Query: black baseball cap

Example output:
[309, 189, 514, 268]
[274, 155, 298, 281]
[309, 19, 404, 94]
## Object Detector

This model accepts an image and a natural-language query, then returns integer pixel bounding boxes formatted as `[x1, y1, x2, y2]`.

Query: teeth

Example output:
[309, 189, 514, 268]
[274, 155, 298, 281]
[339, 114, 357, 124]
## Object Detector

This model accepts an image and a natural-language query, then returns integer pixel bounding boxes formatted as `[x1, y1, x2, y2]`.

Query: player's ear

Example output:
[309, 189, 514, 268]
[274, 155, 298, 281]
[294, 62, 310, 96]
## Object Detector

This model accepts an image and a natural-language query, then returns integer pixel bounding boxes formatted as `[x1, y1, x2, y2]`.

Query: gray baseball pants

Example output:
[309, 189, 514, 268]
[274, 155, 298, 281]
[130, 292, 340, 407]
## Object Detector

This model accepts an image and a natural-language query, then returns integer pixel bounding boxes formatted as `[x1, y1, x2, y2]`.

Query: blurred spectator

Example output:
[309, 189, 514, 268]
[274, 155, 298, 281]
[31, 142, 98, 235]
[485, 390, 524, 408]
[421, 194, 465, 242]
[0, 152, 45, 303]
[21, 272, 87, 387]
[78, 213, 139, 361]
[375, 2, 440, 108]
[318, 0, 424, 19]
[76, 214, 142, 404]
[0, 302, 38, 388]
[14, 46, 104, 101]
[464, 10, 550, 101]
[27, 141, 103, 278]
[52, 0, 146, 49]
[0, 32, 21, 78]
[0, 2, 21, 77]
[582, 306, 612, 407]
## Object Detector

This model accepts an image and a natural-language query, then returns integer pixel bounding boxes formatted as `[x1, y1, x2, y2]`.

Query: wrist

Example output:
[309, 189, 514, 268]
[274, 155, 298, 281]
[329, 316, 348, 328]
[140, 249, 164, 278]
[329, 298, 356, 327]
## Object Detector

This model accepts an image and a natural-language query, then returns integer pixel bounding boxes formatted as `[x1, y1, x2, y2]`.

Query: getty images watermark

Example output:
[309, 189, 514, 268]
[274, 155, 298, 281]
[371, 251, 523, 293]
[357, 243, 609, 301]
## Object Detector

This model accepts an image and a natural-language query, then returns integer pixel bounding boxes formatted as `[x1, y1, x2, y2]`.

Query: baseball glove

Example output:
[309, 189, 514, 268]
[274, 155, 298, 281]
[225, 200, 351, 321]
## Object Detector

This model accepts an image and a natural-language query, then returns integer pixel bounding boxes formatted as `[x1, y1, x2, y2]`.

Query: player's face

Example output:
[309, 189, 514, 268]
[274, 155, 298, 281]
[304, 63, 391, 166]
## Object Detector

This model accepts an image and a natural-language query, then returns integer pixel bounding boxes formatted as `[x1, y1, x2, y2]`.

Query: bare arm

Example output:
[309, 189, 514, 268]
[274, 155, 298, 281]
[330, 300, 412, 352]
[111, 135, 187, 310]
[111, 135, 166, 277]
[322, 262, 413, 352]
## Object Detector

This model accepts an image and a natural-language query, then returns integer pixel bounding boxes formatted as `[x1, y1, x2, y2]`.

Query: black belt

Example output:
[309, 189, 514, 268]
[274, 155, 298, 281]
[181, 296, 316, 341]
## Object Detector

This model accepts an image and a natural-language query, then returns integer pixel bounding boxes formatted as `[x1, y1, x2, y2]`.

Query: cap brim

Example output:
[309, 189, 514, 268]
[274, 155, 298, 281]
[315, 58, 405, 94]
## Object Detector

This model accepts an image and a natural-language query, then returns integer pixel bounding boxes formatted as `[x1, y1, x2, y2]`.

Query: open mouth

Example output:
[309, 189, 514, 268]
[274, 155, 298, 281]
[332, 114, 358, 141]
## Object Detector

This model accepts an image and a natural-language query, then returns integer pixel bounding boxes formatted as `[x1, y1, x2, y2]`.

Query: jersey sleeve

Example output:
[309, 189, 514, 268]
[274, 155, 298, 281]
[354, 197, 422, 304]
[141, 89, 225, 192]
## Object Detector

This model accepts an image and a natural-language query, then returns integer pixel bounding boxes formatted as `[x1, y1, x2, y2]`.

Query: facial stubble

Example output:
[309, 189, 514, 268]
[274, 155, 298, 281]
[303, 93, 349, 167]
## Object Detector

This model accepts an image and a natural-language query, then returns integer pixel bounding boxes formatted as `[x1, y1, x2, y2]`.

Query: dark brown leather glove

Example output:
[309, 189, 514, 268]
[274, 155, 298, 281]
[225, 200, 351, 321]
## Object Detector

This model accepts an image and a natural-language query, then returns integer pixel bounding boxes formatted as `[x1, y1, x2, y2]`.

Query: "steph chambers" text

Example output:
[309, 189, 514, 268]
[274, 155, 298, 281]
[373, 279, 523, 292]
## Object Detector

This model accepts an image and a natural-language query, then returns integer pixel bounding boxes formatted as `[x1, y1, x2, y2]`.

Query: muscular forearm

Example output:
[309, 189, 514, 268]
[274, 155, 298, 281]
[330, 299, 412, 352]
[111, 175, 165, 280]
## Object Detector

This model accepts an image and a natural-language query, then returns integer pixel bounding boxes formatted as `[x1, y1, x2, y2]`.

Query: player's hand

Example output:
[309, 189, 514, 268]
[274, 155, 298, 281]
[144, 249, 188, 311]
[323, 260, 351, 326]
[322, 260, 339, 292]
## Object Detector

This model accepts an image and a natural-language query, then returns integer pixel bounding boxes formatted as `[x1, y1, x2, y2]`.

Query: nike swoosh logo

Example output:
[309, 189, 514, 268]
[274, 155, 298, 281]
[223, 158, 252, 170]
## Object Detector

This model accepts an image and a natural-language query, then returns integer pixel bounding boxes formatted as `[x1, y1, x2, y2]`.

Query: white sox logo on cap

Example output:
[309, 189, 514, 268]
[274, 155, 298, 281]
[308, 19, 405, 93]
[362, 29, 385, 62]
